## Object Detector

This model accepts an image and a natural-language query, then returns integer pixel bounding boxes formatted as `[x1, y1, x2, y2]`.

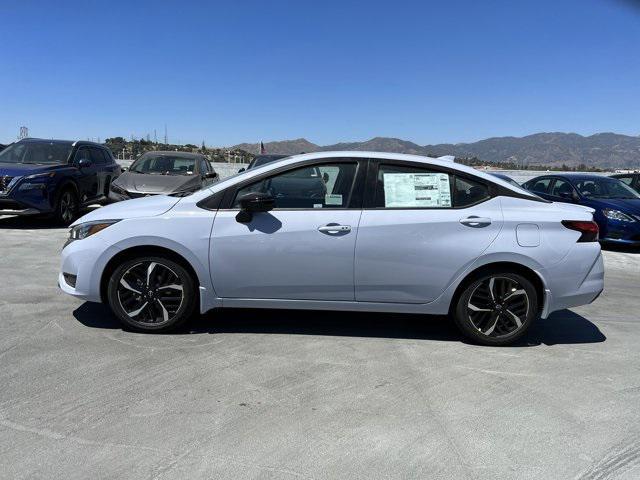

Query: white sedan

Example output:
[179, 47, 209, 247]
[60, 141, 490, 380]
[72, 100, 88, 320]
[59, 151, 604, 345]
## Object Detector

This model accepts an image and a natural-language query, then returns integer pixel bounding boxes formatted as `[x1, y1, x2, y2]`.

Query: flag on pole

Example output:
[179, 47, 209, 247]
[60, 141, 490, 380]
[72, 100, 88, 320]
[260, 141, 266, 154]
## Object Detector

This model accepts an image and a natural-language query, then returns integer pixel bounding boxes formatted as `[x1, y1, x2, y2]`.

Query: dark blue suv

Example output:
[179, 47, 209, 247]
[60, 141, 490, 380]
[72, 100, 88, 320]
[0, 138, 120, 224]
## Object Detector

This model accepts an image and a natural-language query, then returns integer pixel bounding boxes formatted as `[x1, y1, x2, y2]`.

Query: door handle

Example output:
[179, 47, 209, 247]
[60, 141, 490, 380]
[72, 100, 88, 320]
[459, 216, 492, 228]
[318, 224, 351, 234]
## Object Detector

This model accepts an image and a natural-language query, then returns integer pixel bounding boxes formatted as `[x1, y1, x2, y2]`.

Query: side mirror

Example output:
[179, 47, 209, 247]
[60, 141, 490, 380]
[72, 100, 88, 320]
[238, 167, 246, 173]
[205, 171, 218, 180]
[322, 172, 330, 183]
[236, 192, 275, 223]
[121, 166, 128, 173]
[78, 158, 92, 169]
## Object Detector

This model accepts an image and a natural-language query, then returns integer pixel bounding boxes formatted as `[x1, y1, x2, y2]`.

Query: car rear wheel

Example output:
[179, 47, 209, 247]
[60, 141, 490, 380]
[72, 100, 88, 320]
[107, 256, 197, 332]
[54, 188, 78, 226]
[453, 272, 538, 346]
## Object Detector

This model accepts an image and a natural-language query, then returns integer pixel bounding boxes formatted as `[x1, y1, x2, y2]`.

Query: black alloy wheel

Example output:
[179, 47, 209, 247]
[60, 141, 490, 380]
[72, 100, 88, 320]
[454, 272, 538, 346]
[107, 256, 196, 332]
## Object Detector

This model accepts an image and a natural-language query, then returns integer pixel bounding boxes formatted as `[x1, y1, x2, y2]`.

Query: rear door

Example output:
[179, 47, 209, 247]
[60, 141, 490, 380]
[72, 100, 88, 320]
[355, 161, 503, 304]
[210, 158, 365, 300]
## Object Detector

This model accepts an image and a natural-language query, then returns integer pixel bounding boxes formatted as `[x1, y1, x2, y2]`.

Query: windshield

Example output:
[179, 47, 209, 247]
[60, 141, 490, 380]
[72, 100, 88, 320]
[0, 141, 73, 165]
[130, 155, 197, 175]
[251, 155, 287, 169]
[575, 178, 640, 199]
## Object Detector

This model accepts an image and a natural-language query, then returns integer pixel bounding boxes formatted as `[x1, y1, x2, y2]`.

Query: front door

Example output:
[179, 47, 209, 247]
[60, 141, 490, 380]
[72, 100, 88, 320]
[210, 159, 364, 300]
[355, 162, 504, 304]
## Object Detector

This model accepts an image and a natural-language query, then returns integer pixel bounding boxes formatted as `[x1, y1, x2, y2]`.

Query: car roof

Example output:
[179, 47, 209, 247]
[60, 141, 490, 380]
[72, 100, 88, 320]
[139, 150, 205, 158]
[530, 173, 615, 182]
[205, 150, 540, 200]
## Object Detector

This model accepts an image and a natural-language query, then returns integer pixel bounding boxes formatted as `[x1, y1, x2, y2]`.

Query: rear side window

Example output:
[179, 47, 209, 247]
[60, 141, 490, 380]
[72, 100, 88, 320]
[454, 176, 490, 207]
[374, 165, 453, 208]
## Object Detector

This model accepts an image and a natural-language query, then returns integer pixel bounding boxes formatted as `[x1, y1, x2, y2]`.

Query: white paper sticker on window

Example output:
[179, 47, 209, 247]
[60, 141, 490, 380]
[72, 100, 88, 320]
[313, 203, 323, 209]
[383, 173, 451, 207]
[325, 193, 343, 206]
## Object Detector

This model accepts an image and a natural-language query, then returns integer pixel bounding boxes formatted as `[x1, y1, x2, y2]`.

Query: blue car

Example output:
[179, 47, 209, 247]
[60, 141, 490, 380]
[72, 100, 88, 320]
[0, 138, 120, 224]
[523, 173, 640, 246]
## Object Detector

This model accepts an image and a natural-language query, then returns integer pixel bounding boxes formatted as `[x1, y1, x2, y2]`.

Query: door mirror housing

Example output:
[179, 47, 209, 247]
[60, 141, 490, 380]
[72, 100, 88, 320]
[238, 167, 246, 173]
[204, 171, 218, 180]
[78, 158, 92, 169]
[236, 192, 275, 223]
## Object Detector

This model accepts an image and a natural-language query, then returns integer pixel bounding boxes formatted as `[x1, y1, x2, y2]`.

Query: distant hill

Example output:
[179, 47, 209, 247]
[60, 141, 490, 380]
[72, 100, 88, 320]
[234, 138, 320, 155]
[234, 132, 640, 169]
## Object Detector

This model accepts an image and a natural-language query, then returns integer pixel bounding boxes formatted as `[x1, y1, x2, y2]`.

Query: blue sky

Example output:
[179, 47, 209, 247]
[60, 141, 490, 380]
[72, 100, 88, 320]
[1, 0, 639, 146]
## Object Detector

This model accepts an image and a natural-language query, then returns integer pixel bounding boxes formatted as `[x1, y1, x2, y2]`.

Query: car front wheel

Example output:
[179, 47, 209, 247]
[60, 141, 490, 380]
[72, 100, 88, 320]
[107, 256, 197, 332]
[453, 272, 538, 346]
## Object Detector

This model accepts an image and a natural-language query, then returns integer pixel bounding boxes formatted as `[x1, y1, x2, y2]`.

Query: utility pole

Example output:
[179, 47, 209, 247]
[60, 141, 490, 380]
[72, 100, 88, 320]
[164, 124, 168, 145]
[154, 129, 157, 144]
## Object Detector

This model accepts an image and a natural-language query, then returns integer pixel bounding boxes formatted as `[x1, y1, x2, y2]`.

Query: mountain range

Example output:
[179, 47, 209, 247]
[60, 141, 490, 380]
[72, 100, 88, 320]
[234, 132, 640, 169]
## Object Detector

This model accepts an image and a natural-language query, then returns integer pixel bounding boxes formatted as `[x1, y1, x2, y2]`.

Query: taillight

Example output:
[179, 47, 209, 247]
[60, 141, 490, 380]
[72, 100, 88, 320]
[562, 220, 599, 242]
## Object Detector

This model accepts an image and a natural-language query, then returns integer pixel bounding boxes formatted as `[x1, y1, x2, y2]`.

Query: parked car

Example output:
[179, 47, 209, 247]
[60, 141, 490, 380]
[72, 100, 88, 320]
[0, 138, 120, 224]
[109, 151, 218, 201]
[489, 172, 521, 188]
[239, 154, 288, 172]
[0, 144, 6, 152]
[60, 151, 604, 346]
[523, 174, 640, 246]
[611, 172, 640, 194]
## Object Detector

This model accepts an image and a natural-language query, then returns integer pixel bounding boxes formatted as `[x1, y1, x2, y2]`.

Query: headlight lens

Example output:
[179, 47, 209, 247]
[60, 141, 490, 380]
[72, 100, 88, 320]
[68, 220, 120, 242]
[18, 172, 56, 191]
[110, 183, 128, 196]
[603, 209, 636, 222]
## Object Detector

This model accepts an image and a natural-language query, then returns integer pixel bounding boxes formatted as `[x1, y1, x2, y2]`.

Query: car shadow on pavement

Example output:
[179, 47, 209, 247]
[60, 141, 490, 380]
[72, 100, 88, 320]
[73, 302, 606, 346]
[0, 216, 60, 229]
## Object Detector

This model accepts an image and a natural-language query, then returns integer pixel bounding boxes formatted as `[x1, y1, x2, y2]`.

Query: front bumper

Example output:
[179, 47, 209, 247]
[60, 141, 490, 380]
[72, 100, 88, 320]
[59, 234, 121, 303]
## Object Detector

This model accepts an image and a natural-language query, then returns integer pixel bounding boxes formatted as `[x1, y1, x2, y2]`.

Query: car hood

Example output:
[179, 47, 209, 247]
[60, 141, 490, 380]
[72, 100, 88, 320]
[71, 194, 181, 226]
[587, 198, 640, 215]
[114, 172, 199, 193]
[0, 163, 67, 177]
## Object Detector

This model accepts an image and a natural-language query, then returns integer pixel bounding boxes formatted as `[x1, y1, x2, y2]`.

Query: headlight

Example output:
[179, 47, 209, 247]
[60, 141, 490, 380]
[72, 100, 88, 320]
[18, 172, 56, 191]
[603, 209, 636, 222]
[110, 183, 128, 196]
[68, 220, 120, 243]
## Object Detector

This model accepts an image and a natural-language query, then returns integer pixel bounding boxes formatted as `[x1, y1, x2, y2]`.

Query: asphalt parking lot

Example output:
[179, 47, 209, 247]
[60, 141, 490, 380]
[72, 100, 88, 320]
[1, 216, 639, 480]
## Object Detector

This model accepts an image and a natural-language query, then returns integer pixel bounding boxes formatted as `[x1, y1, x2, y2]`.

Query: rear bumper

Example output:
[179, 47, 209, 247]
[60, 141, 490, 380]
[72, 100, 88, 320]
[542, 249, 604, 315]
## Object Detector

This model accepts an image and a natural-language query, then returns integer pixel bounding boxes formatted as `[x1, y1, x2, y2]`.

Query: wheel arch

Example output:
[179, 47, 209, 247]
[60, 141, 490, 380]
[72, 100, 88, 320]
[448, 261, 546, 316]
[99, 245, 200, 304]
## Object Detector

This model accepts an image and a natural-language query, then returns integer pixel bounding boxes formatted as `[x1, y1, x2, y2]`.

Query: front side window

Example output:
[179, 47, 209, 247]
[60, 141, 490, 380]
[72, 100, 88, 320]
[74, 147, 91, 163]
[233, 162, 358, 209]
[527, 178, 552, 194]
[0, 141, 73, 165]
[90, 148, 107, 165]
[550, 178, 576, 198]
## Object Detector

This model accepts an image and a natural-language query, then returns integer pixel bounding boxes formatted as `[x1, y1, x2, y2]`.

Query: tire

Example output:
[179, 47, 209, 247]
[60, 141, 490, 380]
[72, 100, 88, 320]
[53, 188, 79, 226]
[107, 256, 197, 333]
[453, 272, 538, 346]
